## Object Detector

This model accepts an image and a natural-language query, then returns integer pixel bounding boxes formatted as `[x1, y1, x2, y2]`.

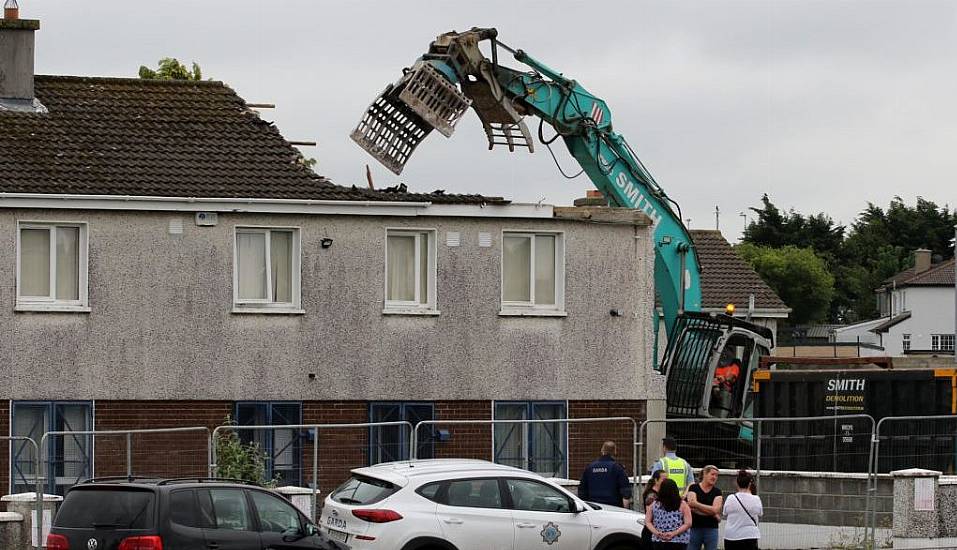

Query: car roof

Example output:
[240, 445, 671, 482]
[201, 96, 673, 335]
[68, 477, 267, 492]
[349, 459, 539, 487]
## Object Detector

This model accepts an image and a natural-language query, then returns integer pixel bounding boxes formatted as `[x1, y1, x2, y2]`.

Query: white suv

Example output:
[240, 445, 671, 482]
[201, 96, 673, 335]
[319, 459, 644, 550]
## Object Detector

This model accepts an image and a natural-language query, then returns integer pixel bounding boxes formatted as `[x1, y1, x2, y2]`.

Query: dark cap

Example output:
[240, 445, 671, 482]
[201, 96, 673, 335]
[662, 437, 677, 451]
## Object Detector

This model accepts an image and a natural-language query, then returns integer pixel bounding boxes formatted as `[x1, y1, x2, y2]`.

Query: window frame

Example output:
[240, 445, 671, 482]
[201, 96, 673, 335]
[234, 401, 303, 486]
[500, 230, 565, 316]
[492, 401, 568, 478]
[383, 228, 438, 315]
[932, 334, 955, 352]
[902, 333, 911, 352]
[440, 477, 508, 510]
[15, 221, 90, 312]
[232, 226, 302, 313]
[503, 477, 576, 513]
[247, 488, 304, 534]
[10, 400, 94, 495]
[368, 402, 434, 464]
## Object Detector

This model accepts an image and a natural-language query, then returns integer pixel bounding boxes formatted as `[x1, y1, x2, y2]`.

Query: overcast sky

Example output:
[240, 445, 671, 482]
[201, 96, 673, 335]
[30, 0, 957, 239]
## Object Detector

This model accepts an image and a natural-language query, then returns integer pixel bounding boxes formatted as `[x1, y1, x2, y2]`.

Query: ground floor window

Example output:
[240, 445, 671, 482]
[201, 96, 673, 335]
[932, 334, 955, 352]
[235, 402, 302, 486]
[369, 402, 434, 464]
[11, 401, 92, 495]
[493, 401, 567, 478]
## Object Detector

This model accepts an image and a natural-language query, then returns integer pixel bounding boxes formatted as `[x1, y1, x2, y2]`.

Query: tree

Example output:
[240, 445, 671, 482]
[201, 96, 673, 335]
[139, 58, 203, 81]
[214, 416, 276, 486]
[735, 243, 835, 324]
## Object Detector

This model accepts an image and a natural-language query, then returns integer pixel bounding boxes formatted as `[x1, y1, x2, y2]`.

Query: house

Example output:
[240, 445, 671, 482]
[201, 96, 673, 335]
[688, 229, 790, 345]
[573, 193, 790, 347]
[865, 249, 955, 356]
[0, 14, 659, 495]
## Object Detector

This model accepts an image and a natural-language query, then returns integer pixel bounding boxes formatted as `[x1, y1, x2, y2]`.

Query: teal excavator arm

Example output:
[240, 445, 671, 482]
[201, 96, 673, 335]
[351, 28, 702, 339]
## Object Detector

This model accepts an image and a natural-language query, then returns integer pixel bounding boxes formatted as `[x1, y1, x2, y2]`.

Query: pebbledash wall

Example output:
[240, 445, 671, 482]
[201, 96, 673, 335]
[0, 205, 658, 493]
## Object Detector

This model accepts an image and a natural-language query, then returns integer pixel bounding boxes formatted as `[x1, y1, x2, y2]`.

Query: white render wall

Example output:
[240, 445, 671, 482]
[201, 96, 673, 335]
[881, 286, 955, 355]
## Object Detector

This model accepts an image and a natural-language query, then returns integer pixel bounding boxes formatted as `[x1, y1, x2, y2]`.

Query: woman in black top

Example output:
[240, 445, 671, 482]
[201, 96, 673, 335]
[640, 470, 667, 549]
[686, 465, 724, 550]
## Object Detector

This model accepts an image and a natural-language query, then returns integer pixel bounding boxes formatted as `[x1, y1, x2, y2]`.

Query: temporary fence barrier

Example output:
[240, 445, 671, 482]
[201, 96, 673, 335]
[3, 435, 42, 549]
[639, 415, 878, 550]
[211, 421, 414, 519]
[869, 414, 957, 546]
[411, 417, 639, 502]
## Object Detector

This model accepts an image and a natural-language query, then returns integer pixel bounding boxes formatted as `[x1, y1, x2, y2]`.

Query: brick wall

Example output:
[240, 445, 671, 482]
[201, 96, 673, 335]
[433, 401, 492, 461]
[0, 400, 8, 496]
[93, 401, 231, 480]
[568, 400, 646, 480]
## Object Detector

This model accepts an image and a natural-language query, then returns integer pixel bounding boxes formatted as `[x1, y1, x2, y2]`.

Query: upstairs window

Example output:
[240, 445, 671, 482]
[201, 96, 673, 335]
[234, 227, 301, 312]
[17, 222, 88, 311]
[902, 334, 911, 352]
[385, 229, 436, 314]
[501, 232, 564, 315]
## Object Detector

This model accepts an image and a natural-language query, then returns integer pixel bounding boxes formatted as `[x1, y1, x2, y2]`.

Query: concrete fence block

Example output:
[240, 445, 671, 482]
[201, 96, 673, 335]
[0, 493, 63, 550]
[0, 511, 25, 550]
[891, 468, 941, 540]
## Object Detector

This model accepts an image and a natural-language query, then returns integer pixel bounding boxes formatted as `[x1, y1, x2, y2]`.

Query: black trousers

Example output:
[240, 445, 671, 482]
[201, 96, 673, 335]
[725, 539, 759, 550]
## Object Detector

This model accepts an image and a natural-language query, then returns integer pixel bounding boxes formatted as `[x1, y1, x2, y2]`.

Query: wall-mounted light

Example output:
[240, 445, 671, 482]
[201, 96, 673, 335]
[320, 238, 334, 249]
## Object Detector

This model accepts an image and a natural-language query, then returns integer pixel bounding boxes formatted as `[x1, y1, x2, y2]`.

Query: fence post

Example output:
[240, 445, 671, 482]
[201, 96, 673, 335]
[312, 432, 318, 521]
[754, 420, 762, 487]
[126, 432, 133, 477]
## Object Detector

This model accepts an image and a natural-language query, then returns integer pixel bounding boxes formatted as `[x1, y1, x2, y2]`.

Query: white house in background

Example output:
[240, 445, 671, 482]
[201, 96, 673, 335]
[847, 249, 955, 356]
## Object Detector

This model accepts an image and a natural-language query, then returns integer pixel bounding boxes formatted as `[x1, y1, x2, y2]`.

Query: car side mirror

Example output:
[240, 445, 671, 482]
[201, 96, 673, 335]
[573, 501, 586, 513]
[304, 523, 319, 536]
[282, 526, 305, 541]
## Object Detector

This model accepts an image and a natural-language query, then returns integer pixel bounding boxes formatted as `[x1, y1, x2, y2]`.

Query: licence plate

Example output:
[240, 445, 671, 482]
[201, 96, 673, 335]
[326, 515, 347, 530]
[326, 528, 349, 543]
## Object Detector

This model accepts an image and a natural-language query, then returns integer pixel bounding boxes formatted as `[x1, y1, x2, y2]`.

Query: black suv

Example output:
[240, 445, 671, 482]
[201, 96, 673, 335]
[46, 477, 349, 550]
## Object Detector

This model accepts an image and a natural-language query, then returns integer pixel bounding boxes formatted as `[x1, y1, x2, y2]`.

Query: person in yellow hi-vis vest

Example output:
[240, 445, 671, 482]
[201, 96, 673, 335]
[650, 437, 693, 496]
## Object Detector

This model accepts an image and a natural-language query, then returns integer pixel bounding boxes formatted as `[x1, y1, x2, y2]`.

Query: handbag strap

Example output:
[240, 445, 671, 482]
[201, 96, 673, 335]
[734, 493, 758, 526]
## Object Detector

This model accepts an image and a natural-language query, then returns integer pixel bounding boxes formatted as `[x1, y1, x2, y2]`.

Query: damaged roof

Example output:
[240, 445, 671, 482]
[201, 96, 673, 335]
[0, 76, 507, 205]
[690, 230, 789, 311]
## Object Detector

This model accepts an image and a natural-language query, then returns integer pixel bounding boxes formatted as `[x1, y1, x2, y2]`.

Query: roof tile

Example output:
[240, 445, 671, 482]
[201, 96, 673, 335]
[690, 230, 788, 310]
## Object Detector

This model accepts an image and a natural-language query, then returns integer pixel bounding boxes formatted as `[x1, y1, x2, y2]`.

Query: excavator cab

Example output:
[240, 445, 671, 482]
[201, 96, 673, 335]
[660, 312, 773, 419]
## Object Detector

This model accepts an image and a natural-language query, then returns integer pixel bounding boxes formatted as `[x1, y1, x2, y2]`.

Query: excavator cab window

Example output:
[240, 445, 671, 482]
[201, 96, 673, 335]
[708, 333, 756, 419]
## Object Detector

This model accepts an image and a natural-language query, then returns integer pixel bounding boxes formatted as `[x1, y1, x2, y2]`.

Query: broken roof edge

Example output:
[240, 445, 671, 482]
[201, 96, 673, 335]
[0, 192, 550, 218]
[552, 206, 653, 226]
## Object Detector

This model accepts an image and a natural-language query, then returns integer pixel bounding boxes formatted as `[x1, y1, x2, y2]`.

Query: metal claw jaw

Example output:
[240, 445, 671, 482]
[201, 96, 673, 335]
[351, 61, 471, 175]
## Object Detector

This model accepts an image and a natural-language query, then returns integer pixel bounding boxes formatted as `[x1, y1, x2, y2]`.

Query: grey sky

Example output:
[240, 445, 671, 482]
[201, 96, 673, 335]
[31, 0, 957, 239]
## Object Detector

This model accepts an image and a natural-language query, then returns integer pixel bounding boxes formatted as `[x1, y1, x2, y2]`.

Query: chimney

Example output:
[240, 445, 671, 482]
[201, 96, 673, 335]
[0, 1, 44, 112]
[574, 189, 608, 207]
[914, 248, 932, 274]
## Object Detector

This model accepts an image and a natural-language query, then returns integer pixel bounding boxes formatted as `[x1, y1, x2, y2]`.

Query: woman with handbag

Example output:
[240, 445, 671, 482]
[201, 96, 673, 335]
[722, 470, 763, 550]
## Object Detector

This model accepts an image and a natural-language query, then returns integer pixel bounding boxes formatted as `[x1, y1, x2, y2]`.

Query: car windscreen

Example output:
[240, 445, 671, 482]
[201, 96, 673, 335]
[330, 475, 398, 505]
[54, 488, 155, 529]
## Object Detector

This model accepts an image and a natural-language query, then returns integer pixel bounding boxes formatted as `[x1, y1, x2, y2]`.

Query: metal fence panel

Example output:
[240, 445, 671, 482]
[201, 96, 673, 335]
[212, 421, 414, 519]
[3, 436, 42, 549]
[411, 417, 639, 502]
[639, 415, 879, 550]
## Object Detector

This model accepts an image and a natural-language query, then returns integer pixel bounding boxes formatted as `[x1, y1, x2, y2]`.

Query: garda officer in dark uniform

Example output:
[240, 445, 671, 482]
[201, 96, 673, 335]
[578, 440, 632, 508]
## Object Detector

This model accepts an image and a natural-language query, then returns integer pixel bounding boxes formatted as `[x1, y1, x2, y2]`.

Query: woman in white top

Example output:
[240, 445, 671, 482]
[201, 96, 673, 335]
[722, 469, 763, 550]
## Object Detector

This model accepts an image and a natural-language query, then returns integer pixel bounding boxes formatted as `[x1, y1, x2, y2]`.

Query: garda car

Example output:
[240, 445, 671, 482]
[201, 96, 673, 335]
[319, 459, 644, 550]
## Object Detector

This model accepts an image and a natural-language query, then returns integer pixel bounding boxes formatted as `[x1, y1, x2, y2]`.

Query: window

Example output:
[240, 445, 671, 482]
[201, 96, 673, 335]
[385, 229, 437, 314]
[331, 475, 399, 505]
[932, 334, 955, 352]
[369, 402, 434, 464]
[902, 334, 911, 352]
[208, 489, 253, 531]
[170, 490, 203, 528]
[233, 227, 301, 312]
[493, 402, 567, 478]
[249, 490, 302, 533]
[505, 478, 573, 513]
[11, 402, 92, 495]
[501, 232, 564, 314]
[16, 222, 88, 311]
[54, 489, 155, 529]
[236, 402, 302, 486]
[446, 479, 504, 509]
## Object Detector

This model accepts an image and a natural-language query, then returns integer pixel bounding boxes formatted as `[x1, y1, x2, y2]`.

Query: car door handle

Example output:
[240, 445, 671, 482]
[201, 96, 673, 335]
[517, 522, 537, 528]
[442, 518, 464, 525]
[206, 544, 220, 550]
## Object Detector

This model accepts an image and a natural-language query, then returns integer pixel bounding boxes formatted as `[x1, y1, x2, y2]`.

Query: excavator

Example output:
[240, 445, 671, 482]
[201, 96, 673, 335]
[350, 28, 773, 464]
